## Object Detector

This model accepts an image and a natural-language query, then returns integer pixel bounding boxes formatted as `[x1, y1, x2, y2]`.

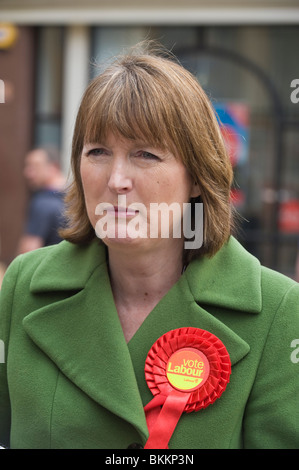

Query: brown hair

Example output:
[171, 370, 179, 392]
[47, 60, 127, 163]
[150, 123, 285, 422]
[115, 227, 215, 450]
[60, 42, 235, 263]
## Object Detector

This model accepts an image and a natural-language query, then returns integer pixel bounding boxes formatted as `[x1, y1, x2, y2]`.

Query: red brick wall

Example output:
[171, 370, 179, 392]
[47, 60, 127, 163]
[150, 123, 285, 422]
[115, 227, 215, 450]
[0, 26, 35, 266]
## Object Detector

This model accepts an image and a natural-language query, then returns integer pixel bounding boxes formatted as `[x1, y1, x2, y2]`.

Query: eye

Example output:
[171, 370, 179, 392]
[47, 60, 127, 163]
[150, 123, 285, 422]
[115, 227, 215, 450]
[136, 150, 160, 161]
[86, 147, 107, 157]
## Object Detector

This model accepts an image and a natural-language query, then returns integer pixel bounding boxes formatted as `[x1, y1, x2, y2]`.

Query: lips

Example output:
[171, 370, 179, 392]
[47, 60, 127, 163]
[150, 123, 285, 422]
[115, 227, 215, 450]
[107, 206, 139, 217]
[95, 196, 146, 220]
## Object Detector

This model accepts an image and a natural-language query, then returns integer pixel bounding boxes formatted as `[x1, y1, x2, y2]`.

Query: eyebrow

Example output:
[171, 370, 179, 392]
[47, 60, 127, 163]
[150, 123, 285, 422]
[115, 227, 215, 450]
[83, 139, 166, 150]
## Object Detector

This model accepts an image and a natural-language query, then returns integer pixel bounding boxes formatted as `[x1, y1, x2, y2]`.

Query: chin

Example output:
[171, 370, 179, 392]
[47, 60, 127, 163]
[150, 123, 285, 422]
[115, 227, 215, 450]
[100, 235, 147, 249]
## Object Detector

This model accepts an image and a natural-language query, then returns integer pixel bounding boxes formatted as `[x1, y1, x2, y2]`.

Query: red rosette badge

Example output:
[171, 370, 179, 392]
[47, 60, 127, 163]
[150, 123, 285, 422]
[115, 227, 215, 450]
[144, 327, 231, 449]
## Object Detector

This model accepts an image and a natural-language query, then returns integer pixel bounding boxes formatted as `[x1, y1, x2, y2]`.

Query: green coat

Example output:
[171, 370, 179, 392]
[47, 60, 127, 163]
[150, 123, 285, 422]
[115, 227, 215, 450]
[0, 237, 298, 449]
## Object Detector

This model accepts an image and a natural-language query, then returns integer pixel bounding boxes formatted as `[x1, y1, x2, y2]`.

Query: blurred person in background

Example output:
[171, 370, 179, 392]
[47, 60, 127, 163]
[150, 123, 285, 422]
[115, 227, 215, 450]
[17, 146, 66, 253]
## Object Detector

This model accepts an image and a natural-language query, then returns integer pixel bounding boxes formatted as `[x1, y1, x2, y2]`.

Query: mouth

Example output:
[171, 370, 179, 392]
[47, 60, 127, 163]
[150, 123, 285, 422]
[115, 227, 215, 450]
[106, 206, 139, 218]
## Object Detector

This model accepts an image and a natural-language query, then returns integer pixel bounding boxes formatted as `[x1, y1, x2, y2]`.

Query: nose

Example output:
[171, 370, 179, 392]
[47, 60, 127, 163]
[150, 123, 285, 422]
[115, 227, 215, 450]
[107, 157, 133, 194]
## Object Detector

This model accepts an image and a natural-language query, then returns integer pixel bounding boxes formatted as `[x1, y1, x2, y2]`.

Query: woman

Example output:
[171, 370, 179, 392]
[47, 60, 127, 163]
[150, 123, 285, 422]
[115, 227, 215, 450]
[0, 43, 298, 449]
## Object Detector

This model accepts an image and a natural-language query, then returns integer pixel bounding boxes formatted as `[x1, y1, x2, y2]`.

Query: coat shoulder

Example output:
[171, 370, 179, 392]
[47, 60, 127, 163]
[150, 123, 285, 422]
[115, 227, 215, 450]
[2, 240, 105, 295]
[4, 241, 76, 281]
[260, 264, 299, 299]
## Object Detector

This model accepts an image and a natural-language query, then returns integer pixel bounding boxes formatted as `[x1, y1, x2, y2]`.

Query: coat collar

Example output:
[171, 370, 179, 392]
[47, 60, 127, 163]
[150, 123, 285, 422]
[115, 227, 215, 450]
[185, 236, 262, 313]
[23, 237, 261, 444]
[29, 237, 262, 313]
[29, 239, 105, 293]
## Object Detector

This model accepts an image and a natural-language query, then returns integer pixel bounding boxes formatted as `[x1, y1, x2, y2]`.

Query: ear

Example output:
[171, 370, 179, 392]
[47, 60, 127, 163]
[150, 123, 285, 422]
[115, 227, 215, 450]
[190, 181, 201, 198]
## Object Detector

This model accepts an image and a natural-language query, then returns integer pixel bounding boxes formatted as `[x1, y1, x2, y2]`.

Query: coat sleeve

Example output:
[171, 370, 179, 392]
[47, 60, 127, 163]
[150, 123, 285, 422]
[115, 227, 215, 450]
[243, 282, 299, 449]
[0, 256, 21, 448]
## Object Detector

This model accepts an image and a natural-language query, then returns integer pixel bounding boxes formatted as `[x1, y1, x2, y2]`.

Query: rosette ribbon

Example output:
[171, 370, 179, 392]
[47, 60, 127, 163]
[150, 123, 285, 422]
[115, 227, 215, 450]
[143, 327, 231, 449]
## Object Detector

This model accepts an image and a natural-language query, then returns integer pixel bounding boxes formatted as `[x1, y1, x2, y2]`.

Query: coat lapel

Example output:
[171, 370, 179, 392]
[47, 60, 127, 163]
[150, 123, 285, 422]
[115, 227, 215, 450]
[23, 240, 148, 441]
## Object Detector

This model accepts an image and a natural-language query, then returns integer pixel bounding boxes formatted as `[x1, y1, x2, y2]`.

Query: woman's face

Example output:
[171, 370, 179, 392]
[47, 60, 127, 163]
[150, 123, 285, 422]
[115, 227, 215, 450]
[80, 131, 200, 252]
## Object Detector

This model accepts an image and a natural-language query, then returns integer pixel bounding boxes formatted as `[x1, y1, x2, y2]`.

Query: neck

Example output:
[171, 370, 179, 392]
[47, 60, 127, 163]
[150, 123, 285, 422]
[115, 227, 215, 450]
[107, 239, 186, 342]
[108, 242, 184, 309]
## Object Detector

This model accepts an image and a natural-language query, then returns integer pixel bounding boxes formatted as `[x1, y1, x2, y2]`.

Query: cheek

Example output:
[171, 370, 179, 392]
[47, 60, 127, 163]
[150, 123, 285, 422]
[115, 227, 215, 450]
[159, 171, 193, 204]
[80, 162, 103, 199]
[80, 161, 93, 190]
[80, 164, 101, 226]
